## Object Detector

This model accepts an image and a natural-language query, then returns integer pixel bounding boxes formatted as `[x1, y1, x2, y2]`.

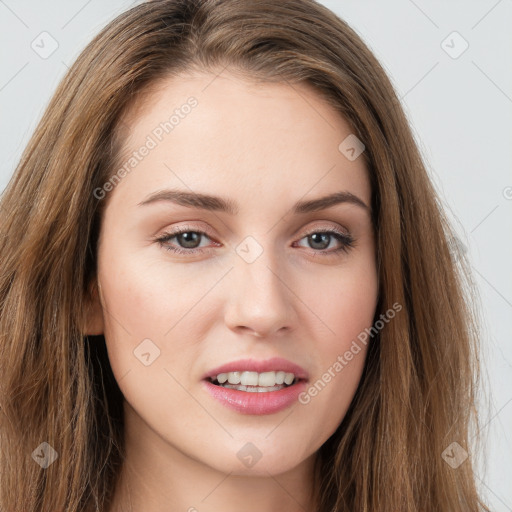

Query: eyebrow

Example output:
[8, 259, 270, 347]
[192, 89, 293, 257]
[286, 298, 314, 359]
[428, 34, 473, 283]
[138, 188, 370, 215]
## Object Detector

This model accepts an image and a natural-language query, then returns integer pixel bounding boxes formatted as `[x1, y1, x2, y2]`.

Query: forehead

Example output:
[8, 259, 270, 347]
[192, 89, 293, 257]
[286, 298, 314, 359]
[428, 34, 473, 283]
[107, 70, 370, 213]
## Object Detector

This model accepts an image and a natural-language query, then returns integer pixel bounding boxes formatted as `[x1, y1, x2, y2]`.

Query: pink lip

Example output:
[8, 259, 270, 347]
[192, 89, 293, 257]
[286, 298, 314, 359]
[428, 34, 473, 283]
[202, 379, 308, 415]
[201, 357, 309, 381]
[201, 357, 309, 415]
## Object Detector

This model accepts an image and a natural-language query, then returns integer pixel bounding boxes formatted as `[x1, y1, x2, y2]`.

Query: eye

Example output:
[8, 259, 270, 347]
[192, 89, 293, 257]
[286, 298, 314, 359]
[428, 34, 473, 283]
[293, 228, 355, 256]
[154, 226, 218, 255]
[154, 226, 355, 257]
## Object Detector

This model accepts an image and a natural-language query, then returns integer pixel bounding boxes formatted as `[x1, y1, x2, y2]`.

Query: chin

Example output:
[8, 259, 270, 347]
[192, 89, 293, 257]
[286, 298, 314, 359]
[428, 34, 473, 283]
[201, 436, 313, 476]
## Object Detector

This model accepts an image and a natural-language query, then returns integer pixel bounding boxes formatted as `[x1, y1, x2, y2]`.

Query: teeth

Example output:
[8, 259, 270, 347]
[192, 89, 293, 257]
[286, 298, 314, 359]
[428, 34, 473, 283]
[227, 371, 241, 384]
[242, 371, 259, 386]
[212, 370, 296, 387]
[275, 371, 285, 385]
[218, 383, 286, 392]
[283, 372, 295, 385]
[257, 371, 275, 386]
[217, 373, 228, 384]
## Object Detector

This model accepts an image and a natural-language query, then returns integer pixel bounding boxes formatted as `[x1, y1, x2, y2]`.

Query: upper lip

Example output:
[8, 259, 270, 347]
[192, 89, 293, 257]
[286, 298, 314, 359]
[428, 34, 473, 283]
[202, 357, 309, 381]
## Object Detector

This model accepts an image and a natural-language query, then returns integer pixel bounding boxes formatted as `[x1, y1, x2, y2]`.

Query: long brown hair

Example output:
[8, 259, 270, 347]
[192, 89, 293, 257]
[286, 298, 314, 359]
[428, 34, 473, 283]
[0, 0, 489, 510]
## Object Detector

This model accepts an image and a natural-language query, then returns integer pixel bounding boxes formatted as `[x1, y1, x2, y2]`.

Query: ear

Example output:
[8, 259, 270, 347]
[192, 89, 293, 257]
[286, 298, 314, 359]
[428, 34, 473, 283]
[82, 278, 105, 335]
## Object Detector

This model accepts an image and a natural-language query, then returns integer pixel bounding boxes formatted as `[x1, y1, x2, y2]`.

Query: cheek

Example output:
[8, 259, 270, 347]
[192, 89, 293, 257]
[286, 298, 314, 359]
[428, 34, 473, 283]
[96, 245, 231, 404]
[295, 258, 378, 433]
[301, 251, 378, 343]
[96, 249, 213, 424]
[96, 248, 198, 377]
[97, 246, 212, 337]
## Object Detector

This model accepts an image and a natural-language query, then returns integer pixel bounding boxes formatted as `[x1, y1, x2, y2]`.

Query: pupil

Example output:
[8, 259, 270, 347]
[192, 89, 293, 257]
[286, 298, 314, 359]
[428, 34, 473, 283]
[310, 233, 329, 250]
[178, 232, 200, 248]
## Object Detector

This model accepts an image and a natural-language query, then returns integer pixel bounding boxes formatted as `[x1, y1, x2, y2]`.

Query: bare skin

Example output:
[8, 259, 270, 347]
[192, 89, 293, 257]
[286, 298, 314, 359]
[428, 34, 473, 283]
[85, 69, 378, 512]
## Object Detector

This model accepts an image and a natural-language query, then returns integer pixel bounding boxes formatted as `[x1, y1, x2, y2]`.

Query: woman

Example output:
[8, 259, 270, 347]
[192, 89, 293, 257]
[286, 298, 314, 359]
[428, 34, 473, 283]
[0, 0, 489, 510]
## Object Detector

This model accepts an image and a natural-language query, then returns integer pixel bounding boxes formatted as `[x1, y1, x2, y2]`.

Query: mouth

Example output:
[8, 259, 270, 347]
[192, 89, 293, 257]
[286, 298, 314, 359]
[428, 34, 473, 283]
[201, 358, 309, 414]
[205, 370, 305, 393]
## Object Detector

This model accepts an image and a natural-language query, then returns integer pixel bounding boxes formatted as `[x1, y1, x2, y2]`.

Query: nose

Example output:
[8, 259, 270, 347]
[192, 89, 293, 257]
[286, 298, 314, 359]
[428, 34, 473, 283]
[223, 252, 297, 338]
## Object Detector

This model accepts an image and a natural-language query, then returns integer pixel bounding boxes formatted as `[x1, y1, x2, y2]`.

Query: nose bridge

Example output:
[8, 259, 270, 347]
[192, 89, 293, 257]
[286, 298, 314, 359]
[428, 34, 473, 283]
[224, 234, 296, 336]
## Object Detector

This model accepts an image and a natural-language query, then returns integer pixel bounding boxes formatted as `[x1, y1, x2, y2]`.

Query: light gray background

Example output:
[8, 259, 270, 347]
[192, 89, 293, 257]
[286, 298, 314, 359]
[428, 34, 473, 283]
[1, 0, 511, 509]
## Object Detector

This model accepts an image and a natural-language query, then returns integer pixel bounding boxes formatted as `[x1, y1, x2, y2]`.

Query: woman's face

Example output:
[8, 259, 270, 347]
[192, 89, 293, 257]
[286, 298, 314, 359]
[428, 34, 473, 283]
[89, 69, 378, 477]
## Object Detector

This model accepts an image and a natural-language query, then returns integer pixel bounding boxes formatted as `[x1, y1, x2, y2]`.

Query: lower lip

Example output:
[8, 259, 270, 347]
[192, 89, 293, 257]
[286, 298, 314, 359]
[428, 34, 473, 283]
[202, 379, 308, 415]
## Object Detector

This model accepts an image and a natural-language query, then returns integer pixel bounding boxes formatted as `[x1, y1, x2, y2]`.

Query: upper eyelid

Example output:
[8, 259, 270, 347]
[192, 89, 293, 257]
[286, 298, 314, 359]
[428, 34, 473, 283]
[160, 219, 351, 237]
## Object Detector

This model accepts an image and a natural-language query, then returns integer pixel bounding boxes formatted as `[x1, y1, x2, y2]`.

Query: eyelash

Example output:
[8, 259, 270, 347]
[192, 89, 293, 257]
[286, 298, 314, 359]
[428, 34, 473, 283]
[154, 225, 355, 258]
